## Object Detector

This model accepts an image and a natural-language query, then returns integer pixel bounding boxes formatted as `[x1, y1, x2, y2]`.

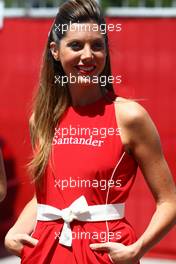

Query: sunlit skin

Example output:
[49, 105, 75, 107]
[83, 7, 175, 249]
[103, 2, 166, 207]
[50, 22, 107, 107]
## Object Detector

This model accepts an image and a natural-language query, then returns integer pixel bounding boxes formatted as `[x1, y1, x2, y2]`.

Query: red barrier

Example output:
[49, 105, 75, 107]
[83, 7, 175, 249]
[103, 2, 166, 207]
[0, 17, 175, 259]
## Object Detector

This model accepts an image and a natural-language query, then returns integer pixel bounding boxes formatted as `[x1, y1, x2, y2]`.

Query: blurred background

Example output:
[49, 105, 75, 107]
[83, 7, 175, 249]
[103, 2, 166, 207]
[3, 0, 176, 8]
[0, 0, 176, 263]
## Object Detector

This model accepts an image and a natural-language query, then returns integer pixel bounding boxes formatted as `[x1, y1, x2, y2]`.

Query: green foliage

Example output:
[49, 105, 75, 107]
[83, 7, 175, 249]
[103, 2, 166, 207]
[162, 0, 172, 7]
[101, 0, 173, 9]
[4, 0, 13, 7]
[3, 0, 175, 8]
[145, 0, 155, 7]
[129, 0, 139, 7]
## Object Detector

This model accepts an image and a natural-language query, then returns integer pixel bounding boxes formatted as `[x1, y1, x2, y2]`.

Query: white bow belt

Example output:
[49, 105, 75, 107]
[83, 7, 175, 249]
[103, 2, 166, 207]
[37, 195, 125, 247]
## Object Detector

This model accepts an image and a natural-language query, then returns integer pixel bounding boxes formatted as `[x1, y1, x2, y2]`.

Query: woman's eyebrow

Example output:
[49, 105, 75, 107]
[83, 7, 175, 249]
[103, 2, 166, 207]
[66, 38, 81, 43]
[66, 37, 104, 43]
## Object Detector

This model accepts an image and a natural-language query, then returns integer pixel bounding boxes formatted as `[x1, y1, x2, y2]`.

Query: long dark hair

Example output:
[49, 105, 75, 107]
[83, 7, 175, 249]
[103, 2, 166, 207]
[28, 0, 115, 184]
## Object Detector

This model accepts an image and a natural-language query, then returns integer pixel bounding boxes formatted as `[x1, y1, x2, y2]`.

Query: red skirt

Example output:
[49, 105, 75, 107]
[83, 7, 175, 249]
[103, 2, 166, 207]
[21, 218, 140, 264]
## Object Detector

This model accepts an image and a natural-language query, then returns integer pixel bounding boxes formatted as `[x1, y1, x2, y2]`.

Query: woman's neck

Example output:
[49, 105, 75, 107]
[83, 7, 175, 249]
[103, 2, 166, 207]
[69, 85, 105, 107]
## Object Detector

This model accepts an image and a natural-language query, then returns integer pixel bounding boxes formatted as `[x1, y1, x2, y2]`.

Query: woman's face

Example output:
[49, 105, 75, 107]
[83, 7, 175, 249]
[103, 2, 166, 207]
[52, 22, 107, 89]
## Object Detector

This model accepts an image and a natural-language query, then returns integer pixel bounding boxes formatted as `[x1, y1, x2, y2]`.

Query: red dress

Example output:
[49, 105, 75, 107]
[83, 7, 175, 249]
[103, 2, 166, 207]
[21, 91, 139, 264]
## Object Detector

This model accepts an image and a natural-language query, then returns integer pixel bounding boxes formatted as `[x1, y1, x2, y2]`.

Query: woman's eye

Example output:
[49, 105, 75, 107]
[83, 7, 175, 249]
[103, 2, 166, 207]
[69, 42, 82, 51]
[92, 42, 104, 51]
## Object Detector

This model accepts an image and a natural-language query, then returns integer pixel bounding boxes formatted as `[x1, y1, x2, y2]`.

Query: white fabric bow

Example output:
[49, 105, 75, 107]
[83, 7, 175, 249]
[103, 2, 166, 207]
[37, 195, 90, 247]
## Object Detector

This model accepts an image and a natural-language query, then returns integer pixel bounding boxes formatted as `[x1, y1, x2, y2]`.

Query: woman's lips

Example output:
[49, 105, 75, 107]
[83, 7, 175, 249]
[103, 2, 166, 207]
[75, 65, 96, 75]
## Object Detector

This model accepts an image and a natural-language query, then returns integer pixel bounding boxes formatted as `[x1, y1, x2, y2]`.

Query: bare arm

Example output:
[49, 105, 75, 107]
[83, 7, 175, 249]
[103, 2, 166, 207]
[90, 99, 176, 263]
[0, 148, 7, 202]
[121, 100, 176, 258]
[4, 195, 38, 257]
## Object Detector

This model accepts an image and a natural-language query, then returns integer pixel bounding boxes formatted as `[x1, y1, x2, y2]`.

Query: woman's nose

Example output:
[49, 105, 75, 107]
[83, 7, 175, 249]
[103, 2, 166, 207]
[81, 45, 93, 62]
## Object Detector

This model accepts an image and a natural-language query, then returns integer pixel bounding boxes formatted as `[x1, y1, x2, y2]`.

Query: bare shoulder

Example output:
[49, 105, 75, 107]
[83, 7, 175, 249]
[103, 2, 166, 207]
[114, 97, 150, 128]
[113, 96, 161, 154]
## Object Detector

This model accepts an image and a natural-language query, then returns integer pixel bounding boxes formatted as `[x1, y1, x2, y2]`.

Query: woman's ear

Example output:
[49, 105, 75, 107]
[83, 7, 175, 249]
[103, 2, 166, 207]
[50, 42, 60, 61]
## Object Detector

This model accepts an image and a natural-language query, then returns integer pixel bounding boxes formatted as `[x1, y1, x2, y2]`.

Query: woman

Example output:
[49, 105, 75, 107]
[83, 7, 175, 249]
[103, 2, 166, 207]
[0, 148, 6, 201]
[5, 0, 176, 263]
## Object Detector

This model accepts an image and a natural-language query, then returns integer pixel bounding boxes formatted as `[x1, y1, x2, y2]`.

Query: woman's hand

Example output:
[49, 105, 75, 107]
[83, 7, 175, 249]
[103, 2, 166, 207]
[4, 195, 37, 257]
[90, 242, 140, 264]
[5, 232, 38, 257]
